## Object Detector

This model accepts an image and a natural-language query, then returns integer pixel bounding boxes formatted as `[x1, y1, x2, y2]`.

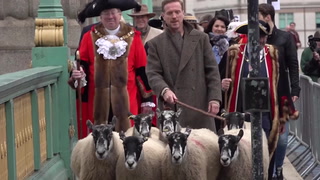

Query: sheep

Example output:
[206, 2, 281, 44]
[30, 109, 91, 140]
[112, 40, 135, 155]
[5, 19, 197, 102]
[217, 128, 269, 180]
[162, 128, 221, 180]
[70, 117, 122, 180]
[221, 111, 251, 130]
[125, 112, 160, 139]
[156, 108, 182, 142]
[116, 131, 165, 180]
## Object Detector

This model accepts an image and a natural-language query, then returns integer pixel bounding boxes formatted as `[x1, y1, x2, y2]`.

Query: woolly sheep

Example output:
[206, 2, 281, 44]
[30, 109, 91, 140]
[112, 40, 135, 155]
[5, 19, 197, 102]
[125, 112, 160, 139]
[221, 111, 251, 130]
[162, 128, 221, 180]
[116, 132, 165, 180]
[156, 108, 182, 142]
[217, 128, 269, 180]
[70, 118, 122, 180]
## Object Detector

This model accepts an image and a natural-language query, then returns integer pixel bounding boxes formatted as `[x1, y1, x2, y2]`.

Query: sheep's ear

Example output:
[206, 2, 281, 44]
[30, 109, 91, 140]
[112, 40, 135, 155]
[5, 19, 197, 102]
[141, 136, 148, 143]
[119, 131, 126, 141]
[244, 112, 251, 122]
[184, 127, 191, 137]
[86, 120, 94, 130]
[237, 129, 244, 141]
[111, 116, 117, 128]
[176, 108, 182, 117]
[156, 108, 161, 119]
[128, 114, 136, 120]
[220, 109, 227, 117]
[148, 112, 155, 119]
[218, 128, 224, 136]
[175, 122, 182, 132]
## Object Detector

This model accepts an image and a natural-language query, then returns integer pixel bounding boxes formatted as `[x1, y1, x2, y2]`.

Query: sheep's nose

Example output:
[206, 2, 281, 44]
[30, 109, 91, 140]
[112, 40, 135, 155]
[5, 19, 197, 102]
[221, 156, 229, 162]
[127, 161, 134, 167]
[173, 156, 181, 161]
[97, 151, 105, 157]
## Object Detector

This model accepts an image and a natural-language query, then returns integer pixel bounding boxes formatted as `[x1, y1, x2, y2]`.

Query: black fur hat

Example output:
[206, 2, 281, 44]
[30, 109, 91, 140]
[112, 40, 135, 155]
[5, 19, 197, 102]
[78, 0, 141, 23]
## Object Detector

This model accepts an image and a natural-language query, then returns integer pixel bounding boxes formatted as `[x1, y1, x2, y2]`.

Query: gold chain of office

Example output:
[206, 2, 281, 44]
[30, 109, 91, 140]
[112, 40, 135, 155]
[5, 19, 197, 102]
[94, 29, 134, 43]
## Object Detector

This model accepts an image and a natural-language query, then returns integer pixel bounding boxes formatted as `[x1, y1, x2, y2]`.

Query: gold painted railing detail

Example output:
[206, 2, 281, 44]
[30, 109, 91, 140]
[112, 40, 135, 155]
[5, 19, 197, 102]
[0, 104, 8, 180]
[34, 18, 64, 47]
[38, 88, 47, 163]
[14, 94, 34, 180]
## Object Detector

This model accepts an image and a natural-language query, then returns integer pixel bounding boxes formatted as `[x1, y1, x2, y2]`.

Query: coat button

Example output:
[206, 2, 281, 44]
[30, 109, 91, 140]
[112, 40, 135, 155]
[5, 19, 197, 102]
[192, 87, 195, 90]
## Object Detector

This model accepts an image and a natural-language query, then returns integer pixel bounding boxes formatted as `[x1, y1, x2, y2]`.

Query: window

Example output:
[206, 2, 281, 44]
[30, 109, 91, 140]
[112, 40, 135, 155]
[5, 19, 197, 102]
[316, 12, 320, 28]
[279, 13, 293, 29]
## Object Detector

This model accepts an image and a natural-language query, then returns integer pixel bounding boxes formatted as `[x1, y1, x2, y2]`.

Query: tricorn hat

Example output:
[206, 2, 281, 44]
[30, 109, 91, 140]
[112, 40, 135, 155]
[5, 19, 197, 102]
[77, 0, 141, 23]
[235, 20, 270, 36]
[128, 4, 155, 18]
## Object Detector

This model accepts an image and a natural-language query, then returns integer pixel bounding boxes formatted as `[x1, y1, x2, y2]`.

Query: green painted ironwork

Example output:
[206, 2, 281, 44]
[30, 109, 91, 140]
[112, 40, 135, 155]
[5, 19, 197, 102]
[32, 46, 74, 178]
[37, 0, 64, 18]
[31, 90, 41, 170]
[142, 0, 153, 12]
[5, 100, 17, 180]
[45, 85, 53, 159]
[51, 82, 59, 155]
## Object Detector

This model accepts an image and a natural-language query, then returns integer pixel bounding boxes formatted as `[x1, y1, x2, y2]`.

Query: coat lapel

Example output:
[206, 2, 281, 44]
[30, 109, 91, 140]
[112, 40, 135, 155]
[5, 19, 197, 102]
[177, 30, 199, 74]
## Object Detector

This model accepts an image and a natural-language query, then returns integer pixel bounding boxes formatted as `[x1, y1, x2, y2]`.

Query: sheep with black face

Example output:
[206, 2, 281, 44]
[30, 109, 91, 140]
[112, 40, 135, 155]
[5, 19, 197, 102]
[125, 112, 160, 139]
[217, 128, 269, 179]
[70, 117, 122, 180]
[157, 108, 182, 142]
[221, 110, 251, 130]
[162, 128, 221, 180]
[116, 131, 165, 180]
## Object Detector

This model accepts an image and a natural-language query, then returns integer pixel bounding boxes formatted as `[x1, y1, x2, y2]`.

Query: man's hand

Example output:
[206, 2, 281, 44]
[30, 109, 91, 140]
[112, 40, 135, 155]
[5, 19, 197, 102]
[163, 89, 177, 104]
[279, 123, 286, 134]
[292, 96, 299, 102]
[141, 102, 156, 114]
[313, 51, 320, 62]
[72, 66, 85, 80]
[221, 78, 232, 91]
[208, 100, 220, 115]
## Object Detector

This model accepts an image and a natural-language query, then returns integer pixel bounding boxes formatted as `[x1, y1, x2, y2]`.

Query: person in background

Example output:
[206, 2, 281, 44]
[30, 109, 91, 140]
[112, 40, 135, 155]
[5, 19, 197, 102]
[204, 15, 230, 64]
[128, 4, 163, 126]
[184, 13, 203, 31]
[199, 14, 214, 31]
[300, 31, 320, 82]
[286, 22, 301, 49]
[224, 20, 280, 159]
[146, 0, 222, 132]
[69, 0, 154, 138]
[259, 3, 300, 179]
[128, 4, 163, 45]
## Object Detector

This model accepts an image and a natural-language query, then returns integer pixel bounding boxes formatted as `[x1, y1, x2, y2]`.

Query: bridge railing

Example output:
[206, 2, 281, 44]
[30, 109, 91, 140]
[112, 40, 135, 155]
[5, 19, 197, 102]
[289, 74, 320, 179]
[0, 66, 76, 180]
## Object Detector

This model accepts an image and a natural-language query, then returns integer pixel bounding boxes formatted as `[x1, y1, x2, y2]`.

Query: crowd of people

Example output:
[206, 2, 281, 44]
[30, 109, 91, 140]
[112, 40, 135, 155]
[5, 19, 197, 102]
[68, 0, 320, 179]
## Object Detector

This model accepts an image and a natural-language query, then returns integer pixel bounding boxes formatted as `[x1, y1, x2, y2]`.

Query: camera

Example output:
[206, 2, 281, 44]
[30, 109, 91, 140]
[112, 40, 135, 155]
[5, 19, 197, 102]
[308, 35, 320, 53]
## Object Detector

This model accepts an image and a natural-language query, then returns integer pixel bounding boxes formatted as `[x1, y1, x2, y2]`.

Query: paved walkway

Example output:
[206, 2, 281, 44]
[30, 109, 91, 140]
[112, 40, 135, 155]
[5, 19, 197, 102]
[283, 157, 303, 180]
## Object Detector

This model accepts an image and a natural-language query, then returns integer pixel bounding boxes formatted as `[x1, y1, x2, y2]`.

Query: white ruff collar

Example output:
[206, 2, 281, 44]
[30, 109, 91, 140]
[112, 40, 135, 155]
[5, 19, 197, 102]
[95, 34, 128, 60]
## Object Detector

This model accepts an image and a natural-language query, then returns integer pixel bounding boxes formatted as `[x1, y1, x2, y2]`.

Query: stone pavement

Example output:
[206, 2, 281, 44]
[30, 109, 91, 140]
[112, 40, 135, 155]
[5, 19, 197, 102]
[283, 157, 303, 180]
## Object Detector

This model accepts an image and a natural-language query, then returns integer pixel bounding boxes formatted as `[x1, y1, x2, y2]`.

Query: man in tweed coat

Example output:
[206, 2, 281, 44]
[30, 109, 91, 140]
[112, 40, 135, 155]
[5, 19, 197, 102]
[146, 0, 222, 132]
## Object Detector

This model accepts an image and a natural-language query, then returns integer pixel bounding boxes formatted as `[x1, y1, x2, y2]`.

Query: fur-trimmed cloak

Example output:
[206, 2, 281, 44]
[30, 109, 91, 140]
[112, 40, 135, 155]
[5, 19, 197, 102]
[227, 44, 279, 156]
